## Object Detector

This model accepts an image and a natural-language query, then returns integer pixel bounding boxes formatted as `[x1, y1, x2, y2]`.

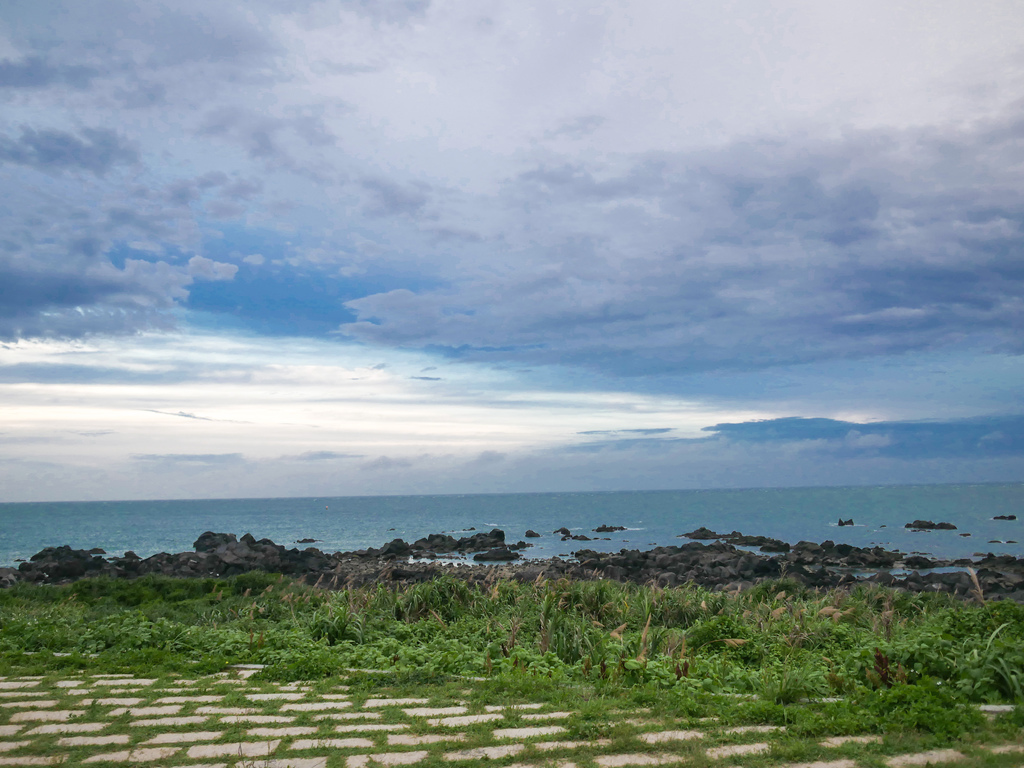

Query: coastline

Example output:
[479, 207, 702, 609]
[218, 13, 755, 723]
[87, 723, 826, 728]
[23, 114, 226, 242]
[4, 527, 1024, 601]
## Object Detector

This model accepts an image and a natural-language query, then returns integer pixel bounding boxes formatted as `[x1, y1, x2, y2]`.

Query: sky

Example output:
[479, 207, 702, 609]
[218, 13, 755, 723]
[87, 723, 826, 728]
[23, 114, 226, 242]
[2, 0, 1024, 502]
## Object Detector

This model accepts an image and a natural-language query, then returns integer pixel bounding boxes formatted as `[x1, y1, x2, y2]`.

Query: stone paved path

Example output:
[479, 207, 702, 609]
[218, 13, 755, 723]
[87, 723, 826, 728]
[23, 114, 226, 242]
[0, 671, 1018, 767]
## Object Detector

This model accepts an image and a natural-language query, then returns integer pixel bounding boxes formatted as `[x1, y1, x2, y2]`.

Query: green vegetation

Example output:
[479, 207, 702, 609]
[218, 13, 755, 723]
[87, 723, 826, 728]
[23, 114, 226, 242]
[1, 573, 1023, 745]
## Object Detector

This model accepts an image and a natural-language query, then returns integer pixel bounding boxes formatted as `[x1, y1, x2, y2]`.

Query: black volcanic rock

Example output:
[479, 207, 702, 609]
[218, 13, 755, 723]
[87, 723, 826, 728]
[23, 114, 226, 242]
[594, 524, 627, 532]
[473, 548, 520, 562]
[193, 532, 237, 552]
[680, 527, 724, 540]
[905, 520, 957, 530]
[525, 530, 541, 537]
[994, 515, 1017, 521]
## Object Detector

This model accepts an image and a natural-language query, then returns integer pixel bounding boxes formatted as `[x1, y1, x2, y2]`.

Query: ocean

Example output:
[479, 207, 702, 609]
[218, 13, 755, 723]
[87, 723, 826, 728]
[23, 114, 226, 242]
[1, 483, 1022, 568]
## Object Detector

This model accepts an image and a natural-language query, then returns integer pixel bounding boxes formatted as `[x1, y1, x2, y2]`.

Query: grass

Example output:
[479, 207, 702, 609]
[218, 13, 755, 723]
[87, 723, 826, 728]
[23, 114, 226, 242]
[1, 572, 1023, 752]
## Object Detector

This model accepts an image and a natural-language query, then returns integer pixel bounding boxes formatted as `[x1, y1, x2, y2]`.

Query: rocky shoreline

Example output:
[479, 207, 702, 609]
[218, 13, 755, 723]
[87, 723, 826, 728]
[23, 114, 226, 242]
[3, 527, 1024, 601]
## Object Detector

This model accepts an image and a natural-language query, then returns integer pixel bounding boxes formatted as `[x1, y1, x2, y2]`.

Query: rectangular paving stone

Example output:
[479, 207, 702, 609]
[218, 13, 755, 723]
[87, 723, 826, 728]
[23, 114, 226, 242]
[282, 702, 352, 711]
[91, 675, 133, 679]
[533, 740, 611, 751]
[722, 725, 784, 734]
[91, 679, 155, 686]
[990, 745, 1024, 754]
[781, 761, 857, 768]
[0, 683, 38, 691]
[485, 703, 544, 712]
[249, 727, 317, 737]
[639, 730, 704, 744]
[349, 751, 429, 767]
[428, 713, 503, 727]
[265, 760, 328, 768]
[321, 694, 350, 700]
[0, 727, 23, 737]
[53, 682, 83, 689]
[494, 726, 566, 739]
[0, 744, 31, 754]
[220, 715, 293, 724]
[402, 706, 466, 717]
[290, 738, 374, 750]
[885, 750, 965, 767]
[110, 705, 182, 717]
[144, 732, 223, 744]
[130, 716, 210, 727]
[0, 694, 48, 699]
[25, 723, 105, 735]
[247, 693, 305, 701]
[706, 743, 770, 760]
[83, 747, 179, 763]
[362, 698, 429, 707]
[522, 712, 572, 721]
[187, 740, 282, 758]
[387, 734, 466, 746]
[443, 745, 525, 761]
[335, 724, 408, 733]
[820, 735, 883, 748]
[9, 711, 83, 723]
[0, 701, 58, 709]
[56, 735, 129, 747]
[595, 756, 681, 767]
[195, 706, 257, 715]
[0, 758, 67, 766]
[94, 698, 144, 706]
[153, 696, 222, 704]
[312, 712, 380, 721]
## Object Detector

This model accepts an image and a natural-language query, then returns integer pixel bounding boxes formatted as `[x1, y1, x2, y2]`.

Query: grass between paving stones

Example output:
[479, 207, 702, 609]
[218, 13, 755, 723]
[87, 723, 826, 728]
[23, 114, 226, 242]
[0, 672, 1021, 767]
[0, 572, 1023, 766]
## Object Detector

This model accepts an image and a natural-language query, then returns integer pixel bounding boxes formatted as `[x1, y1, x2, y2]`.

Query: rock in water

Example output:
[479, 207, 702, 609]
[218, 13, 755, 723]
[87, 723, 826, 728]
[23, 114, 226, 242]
[680, 526, 724, 539]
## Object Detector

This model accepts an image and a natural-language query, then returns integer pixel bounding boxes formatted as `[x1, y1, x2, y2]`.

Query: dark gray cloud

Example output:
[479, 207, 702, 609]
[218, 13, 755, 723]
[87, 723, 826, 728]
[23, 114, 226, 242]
[360, 177, 430, 218]
[0, 56, 96, 89]
[0, 128, 137, 175]
[341, 110, 1024, 374]
[131, 453, 246, 463]
[570, 414, 1024, 462]
[704, 415, 1024, 460]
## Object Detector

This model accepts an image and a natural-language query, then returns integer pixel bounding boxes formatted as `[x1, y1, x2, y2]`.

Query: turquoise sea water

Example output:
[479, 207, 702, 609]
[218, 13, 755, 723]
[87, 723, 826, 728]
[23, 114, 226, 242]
[1, 484, 1022, 568]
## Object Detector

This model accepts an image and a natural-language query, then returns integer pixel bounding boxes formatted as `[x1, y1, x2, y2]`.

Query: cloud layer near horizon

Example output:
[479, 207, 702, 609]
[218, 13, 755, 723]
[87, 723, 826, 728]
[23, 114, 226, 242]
[1, 0, 1023, 499]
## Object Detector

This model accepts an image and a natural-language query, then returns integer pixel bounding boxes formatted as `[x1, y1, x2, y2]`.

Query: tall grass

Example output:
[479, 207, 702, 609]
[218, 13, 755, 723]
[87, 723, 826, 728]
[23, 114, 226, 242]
[1, 573, 1023, 704]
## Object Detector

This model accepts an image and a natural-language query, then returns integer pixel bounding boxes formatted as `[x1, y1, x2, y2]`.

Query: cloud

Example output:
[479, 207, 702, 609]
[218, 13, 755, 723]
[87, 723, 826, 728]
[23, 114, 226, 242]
[578, 428, 675, 436]
[362, 455, 414, 471]
[545, 114, 605, 140]
[131, 453, 246, 463]
[0, 56, 97, 89]
[291, 450, 365, 461]
[188, 255, 239, 281]
[0, 127, 137, 175]
[359, 177, 430, 218]
[340, 111, 1024, 375]
[703, 415, 1024, 460]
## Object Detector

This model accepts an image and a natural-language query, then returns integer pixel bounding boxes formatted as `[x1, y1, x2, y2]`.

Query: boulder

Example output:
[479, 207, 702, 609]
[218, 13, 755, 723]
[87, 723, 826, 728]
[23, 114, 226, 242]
[594, 524, 627, 532]
[473, 548, 520, 562]
[194, 532, 237, 552]
[524, 529, 541, 538]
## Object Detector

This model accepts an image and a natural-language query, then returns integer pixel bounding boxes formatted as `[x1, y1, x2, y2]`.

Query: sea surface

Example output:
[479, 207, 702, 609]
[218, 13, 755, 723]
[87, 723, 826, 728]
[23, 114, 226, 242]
[1, 484, 1022, 568]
